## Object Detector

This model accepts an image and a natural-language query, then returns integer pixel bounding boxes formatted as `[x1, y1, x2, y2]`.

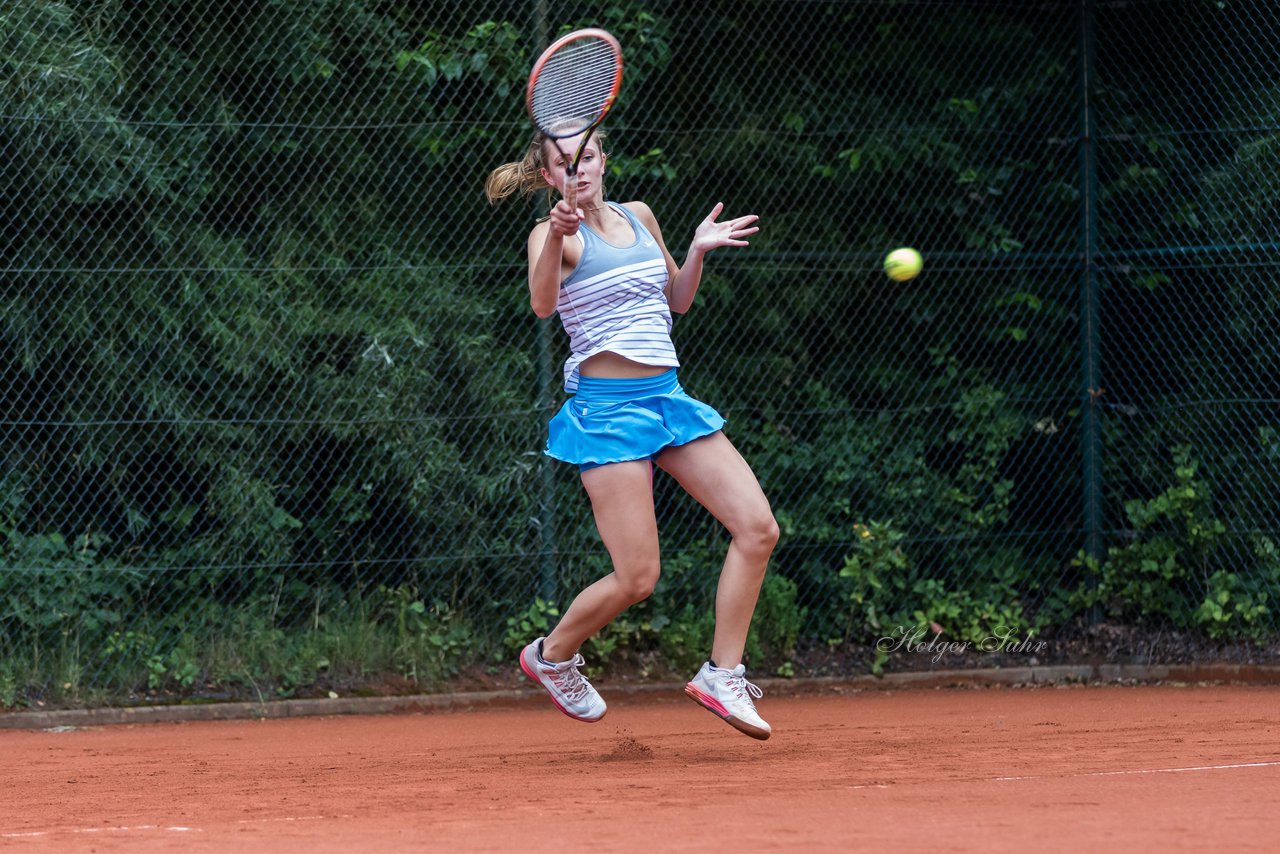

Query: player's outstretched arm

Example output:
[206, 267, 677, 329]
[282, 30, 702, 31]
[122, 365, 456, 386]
[636, 202, 759, 314]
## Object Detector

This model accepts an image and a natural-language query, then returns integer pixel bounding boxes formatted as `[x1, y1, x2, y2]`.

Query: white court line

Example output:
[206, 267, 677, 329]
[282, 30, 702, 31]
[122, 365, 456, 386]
[0, 814, 345, 840]
[839, 760, 1280, 790]
[1, 825, 196, 839]
[994, 760, 1280, 781]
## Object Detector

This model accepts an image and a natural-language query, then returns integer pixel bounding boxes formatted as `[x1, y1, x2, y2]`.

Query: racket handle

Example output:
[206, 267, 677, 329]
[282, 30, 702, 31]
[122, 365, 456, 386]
[563, 170, 579, 217]
[555, 170, 579, 277]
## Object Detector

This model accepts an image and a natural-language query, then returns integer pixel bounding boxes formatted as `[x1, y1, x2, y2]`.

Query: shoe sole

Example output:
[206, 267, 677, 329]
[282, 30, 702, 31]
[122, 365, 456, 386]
[683, 683, 771, 740]
[519, 649, 606, 723]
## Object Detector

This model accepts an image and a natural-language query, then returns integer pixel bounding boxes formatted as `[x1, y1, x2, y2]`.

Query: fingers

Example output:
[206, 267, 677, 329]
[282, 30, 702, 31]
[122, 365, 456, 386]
[705, 210, 759, 233]
[693, 205, 760, 252]
[721, 224, 759, 246]
[715, 217, 759, 241]
[554, 199, 583, 220]
[550, 199, 583, 236]
[705, 204, 758, 228]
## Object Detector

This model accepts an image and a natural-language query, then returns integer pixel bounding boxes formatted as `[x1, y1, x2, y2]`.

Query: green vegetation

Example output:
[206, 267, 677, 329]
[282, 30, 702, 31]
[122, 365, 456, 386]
[1, 1, 1277, 708]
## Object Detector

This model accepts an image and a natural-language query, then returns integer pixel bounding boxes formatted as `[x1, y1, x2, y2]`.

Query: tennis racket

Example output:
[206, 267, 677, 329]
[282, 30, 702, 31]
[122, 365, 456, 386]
[526, 28, 624, 214]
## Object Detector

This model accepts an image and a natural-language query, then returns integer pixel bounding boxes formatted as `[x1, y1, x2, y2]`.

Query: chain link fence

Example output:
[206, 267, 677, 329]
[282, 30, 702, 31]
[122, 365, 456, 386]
[2, 0, 1278, 709]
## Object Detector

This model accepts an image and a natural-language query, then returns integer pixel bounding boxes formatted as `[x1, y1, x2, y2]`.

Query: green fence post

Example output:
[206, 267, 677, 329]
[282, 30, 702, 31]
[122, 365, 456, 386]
[531, 0, 558, 604]
[1078, 0, 1105, 590]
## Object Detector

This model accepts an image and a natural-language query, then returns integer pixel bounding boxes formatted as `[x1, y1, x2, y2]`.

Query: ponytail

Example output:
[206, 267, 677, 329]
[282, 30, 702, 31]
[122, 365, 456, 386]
[484, 133, 552, 204]
[484, 128, 610, 207]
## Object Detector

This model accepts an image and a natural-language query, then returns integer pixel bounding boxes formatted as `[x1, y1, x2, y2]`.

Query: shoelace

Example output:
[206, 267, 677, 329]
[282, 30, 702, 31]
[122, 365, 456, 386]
[723, 671, 764, 709]
[550, 653, 593, 703]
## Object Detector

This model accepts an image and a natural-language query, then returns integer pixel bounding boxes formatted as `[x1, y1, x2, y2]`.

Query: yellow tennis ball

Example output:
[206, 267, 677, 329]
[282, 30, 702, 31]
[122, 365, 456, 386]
[884, 247, 923, 281]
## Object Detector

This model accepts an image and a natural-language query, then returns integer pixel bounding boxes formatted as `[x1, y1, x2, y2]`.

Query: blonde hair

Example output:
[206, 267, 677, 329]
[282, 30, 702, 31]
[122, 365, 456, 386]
[484, 128, 608, 206]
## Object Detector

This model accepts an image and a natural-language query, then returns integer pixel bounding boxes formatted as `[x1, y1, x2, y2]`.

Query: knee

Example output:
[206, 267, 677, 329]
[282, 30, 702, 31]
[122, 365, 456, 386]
[734, 511, 780, 559]
[616, 561, 661, 604]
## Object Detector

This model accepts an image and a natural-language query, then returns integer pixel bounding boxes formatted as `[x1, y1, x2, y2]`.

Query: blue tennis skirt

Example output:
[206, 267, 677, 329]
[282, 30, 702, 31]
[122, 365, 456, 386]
[545, 369, 726, 471]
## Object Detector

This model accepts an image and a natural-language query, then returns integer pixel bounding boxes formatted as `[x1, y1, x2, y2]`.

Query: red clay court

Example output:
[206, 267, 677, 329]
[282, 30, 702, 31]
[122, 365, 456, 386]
[3, 680, 1278, 851]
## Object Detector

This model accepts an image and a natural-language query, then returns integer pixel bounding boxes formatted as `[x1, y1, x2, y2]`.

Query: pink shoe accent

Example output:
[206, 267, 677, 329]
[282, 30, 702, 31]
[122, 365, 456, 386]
[684, 683, 731, 718]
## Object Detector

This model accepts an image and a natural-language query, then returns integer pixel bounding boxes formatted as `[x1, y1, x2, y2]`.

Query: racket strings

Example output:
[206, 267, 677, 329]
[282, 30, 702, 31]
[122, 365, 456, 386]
[530, 38, 620, 136]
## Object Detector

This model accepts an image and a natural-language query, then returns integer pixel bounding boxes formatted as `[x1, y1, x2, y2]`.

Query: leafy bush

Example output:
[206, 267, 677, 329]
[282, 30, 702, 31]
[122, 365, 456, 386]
[1082, 446, 1278, 640]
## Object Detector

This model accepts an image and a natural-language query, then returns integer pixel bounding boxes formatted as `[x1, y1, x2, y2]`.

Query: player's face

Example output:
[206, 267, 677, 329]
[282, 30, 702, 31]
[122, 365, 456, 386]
[541, 134, 605, 201]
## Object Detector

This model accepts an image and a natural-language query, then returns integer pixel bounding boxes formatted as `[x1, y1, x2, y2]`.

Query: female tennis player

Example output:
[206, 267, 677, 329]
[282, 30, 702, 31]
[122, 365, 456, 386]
[485, 129, 778, 740]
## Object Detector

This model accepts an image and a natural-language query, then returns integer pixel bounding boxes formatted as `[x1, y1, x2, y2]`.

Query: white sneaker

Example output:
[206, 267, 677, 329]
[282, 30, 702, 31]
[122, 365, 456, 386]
[519, 638, 607, 722]
[685, 661, 771, 740]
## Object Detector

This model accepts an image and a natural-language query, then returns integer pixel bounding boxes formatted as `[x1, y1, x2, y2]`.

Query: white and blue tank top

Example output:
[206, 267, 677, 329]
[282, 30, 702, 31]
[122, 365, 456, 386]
[555, 202, 680, 392]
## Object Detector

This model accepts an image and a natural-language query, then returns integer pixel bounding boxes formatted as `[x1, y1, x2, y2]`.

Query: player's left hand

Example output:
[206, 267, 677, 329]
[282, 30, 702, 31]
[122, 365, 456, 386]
[691, 202, 759, 253]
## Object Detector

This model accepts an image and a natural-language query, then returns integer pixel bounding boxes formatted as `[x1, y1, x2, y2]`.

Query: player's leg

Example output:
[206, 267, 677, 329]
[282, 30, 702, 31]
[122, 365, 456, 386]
[520, 459, 658, 722]
[543, 459, 661, 658]
[655, 431, 778, 666]
[655, 431, 779, 739]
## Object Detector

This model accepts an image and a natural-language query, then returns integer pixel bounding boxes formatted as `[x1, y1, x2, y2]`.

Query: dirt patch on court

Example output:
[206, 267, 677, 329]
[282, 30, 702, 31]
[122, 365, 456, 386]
[603, 732, 655, 761]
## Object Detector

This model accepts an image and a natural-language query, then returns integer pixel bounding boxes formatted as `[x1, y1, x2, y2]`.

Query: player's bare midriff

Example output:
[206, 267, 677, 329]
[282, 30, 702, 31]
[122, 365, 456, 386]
[579, 350, 670, 378]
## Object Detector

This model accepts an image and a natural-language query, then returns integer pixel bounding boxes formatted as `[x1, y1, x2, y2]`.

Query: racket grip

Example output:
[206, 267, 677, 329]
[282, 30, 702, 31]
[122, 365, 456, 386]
[563, 171, 579, 217]
[555, 171, 580, 276]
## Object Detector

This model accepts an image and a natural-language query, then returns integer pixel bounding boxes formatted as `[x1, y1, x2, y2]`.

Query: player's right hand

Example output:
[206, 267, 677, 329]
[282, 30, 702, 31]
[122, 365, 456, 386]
[547, 199, 583, 237]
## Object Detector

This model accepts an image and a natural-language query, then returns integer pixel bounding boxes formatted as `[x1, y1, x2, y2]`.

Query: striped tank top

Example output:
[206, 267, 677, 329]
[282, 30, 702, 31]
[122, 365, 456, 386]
[556, 202, 679, 392]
